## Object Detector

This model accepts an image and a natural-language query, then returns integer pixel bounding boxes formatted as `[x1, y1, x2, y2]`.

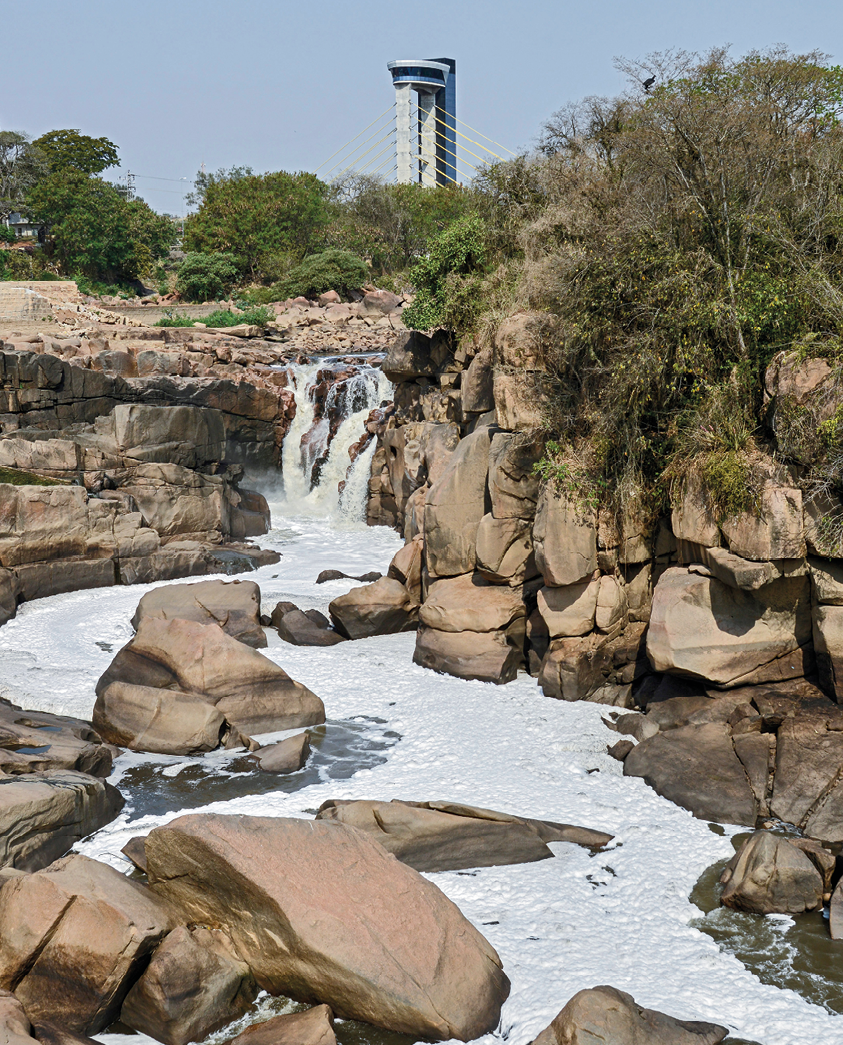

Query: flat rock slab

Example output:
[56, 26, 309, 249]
[0, 698, 112, 777]
[0, 770, 123, 872]
[315, 799, 612, 872]
[145, 813, 510, 1042]
[0, 853, 177, 1034]
[413, 624, 524, 684]
[623, 722, 757, 826]
[132, 579, 266, 648]
[530, 985, 727, 1045]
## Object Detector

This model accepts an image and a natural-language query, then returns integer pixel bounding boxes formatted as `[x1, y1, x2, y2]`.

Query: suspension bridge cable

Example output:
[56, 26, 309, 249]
[355, 139, 400, 176]
[414, 140, 471, 183]
[453, 116, 517, 156]
[410, 105, 508, 165]
[315, 104, 396, 173]
[333, 132, 396, 180]
[410, 120, 480, 174]
[323, 116, 398, 179]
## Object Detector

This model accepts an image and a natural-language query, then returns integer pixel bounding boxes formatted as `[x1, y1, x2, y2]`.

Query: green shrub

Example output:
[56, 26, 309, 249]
[403, 216, 487, 333]
[202, 304, 274, 329]
[700, 451, 754, 519]
[155, 308, 195, 328]
[0, 466, 67, 487]
[175, 252, 238, 302]
[277, 249, 368, 300]
[0, 227, 16, 244]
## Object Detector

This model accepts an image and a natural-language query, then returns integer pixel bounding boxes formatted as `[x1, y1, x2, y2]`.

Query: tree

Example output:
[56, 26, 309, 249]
[184, 170, 330, 281]
[175, 252, 238, 301]
[402, 215, 488, 332]
[33, 130, 119, 175]
[0, 132, 47, 223]
[26, 172, 172, 281]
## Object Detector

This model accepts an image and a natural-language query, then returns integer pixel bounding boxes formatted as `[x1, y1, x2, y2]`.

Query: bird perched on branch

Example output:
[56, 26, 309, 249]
[642, 76, 656, 91]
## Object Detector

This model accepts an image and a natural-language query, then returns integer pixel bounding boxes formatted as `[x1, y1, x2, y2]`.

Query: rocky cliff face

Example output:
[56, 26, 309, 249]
[363, 321, 843, 716]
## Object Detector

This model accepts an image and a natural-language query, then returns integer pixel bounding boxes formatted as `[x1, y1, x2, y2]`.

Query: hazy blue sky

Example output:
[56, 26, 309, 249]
[6, 0, 841, 212]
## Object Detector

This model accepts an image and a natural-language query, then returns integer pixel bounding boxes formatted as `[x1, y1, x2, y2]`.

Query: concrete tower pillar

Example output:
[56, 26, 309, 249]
[418, 91, 437, 186]
[395, 83, 413, 184]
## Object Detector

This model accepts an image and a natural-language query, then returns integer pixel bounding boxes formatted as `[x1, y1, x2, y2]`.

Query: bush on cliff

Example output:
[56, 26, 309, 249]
[448, 46, 843, 517]
[277, 248, 368, 300]
[403, 216, 488, 333]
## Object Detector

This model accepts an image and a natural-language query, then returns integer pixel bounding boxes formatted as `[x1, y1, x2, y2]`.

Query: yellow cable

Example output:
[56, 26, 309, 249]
[414, 125, 478, 174]
[346, 138, 398, 178]
[411, 106, 506, 166]
[315, 104, 395, 173]
[332, 129, 397, 181]
[416, 138, 474, 180]
[453, 115, 517, 157]
[325, 118, 397, 179]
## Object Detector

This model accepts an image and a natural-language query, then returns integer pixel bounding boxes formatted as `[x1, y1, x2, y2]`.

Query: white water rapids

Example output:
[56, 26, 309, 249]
[0, 363, 839, 1044]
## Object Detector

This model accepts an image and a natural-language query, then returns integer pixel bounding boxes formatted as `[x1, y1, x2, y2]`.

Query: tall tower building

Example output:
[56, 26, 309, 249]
[387, 58, 456, 186]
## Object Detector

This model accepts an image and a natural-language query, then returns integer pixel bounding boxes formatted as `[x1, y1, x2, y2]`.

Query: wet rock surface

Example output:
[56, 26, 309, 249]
[132, 579, 266, 649]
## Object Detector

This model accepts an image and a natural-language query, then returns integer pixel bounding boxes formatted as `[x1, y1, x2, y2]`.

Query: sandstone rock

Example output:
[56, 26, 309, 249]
[315, 799, 611, 871]
[492, 369, 548, 431]
[315, 569, 382, 584]
[769, 708, 843, 840]
[623, 722, 757, 825]
[383, 330, 449, 382]
[809, 556, 843, 605]
[110, 404, 225, 469]
[671, 471, 720, 547]
[721, 476, 805, 561]
[475, 514, 536, 584]
[813, 604, 843, 702]
[461, 343, 493, 414]
[424, 426, 492, 577]
[93, 683, 226, 756]
[387, 536, 423, 600]
[413, 623, 524, 684]
[254, 732, 311, 773]
[488, 431, 542, 519]
[0, 699, 112, 777]
[529, 986, 727, 1045]
[537, 578, 599, 638]
[121, 926, 257, 1045]
[676, 541, 785, 591]
[533, 487, 597, 587]
[0, 854, 176, 1033]
[131, 579, 265, 648]
[595, 574, 628, 632]
[830, 877, 843, 939]
[328, 577, 418, 639]
[647, 568, 812, 687]
[719, 830, 823, 915]
[539, 627, 643, 706]
[228, 1005, 336, 1045]
[0, 771, 123, 872]
[419, 573, 525, 633]
[0, 991, 38, 1045]
[94, 617, 324, 751]
[361, 289, 401, 315]
[276, 609, 346, 647]
[145, 813, 509, 1041]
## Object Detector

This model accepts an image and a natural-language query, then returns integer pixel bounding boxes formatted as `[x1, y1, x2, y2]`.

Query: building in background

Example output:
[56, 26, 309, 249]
[387, 58, 456, 186]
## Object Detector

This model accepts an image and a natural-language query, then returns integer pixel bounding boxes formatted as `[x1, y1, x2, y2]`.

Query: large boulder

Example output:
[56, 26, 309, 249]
[145, 813, 510, 1041]
[647, 567, 812, 687]
[487, 431, 542, 519]
[121, 926, 257, 1045]
[623, 722, 757, 825]
[419, 573, 525, 633]
[328, 577, 418, 639]
[276, 609, 346, 647]
[0, 771, 123, 872]
[424, 426, 492, 578]
[414, 623, 525, 684]
[529, 986, 727, 1045]
[538, 578, 599, 638]
[719, 831, 824, 915]
[131, 579, 266, 649]
[229, 1006, 336, 1045]
[475, 514, 536, 584]
[0, 991, 39, 1045]
[94, 617, 324, 753]
[0, 699, 112, 777]
[0, 854, 177, 1033]
[109, 404, 226, 469]
[315, 799, 612, 871]
[532, 486, 597, 587]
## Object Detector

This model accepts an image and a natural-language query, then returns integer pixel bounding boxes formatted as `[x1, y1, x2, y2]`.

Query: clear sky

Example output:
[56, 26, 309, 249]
[5, 0, 841, 213]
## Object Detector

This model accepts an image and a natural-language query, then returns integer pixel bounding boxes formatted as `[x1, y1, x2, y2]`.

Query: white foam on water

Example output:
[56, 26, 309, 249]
[1, 511, 839, 1045]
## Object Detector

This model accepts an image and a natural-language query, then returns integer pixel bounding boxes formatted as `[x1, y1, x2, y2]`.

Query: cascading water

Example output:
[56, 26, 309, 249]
[274, 358, 393, 522]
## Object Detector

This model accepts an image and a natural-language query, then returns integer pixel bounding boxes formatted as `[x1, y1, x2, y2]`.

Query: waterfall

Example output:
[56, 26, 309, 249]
[272, 359, 392, 523]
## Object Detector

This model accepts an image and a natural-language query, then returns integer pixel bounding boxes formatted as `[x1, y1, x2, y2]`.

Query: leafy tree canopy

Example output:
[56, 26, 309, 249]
[33, 129, 119, 175]
[0, 132, 47, 221]
[184, 170, 330, 280]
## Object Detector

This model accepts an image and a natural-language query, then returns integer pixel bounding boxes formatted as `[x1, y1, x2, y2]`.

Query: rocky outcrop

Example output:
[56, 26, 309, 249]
[0, 698, 113, 777]
[131, 579, 266, 649]
[315, 799, 612, 871]
[93, 617, 324, 753]
[529, 986, 727, 1045]
[0, 991, 40, 1045]
[144, 813, 510, 1041]
[719, 830, 827, 915]
[328, 576, 418, 639]
[120, 926, 257, 1045]
[0, 853, 177, 1033]
[0, 771, 123, 871]
[612, 679, 843, 834]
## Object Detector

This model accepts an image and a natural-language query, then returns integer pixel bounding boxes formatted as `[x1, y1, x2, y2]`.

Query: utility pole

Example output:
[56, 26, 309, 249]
[126, 171, 136, 201]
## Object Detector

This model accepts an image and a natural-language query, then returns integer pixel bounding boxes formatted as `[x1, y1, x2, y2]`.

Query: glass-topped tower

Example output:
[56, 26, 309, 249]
[387, 58, 456, 186]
